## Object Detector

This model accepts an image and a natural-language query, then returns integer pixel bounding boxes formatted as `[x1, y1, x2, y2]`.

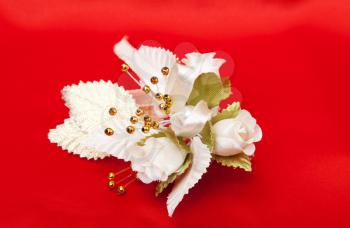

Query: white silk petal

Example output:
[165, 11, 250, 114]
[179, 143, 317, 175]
[214, 137, 243, 156]
[114, 37, 177, 94]
[48, 118, 109, 160]
[236, 110, 257, 131]
[128, 137, 186, 184]
[80, 124, 144, 161]
[165, 65, 196, 112]
[243, 144, 256, 156]
[128, 89, 164, 120]
[167, 137, 211, 217]
[182, 52, 225, 76]
[165, 52, 225, 112]
[253, 124, 263, 142]
[171, 101, 213, 137]
[128, 89, 154, 107]
[136, 172, 153, 184]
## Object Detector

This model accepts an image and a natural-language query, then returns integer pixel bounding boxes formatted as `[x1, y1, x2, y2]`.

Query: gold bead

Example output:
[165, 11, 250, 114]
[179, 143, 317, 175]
[143, 85, 151, 94]
[151, 121, 159, 129]
[144, 121, 152, 127]
[141, 126, 150, 133]
[150, 76, 158, 84]
[108, 107, 118, 116]
[126, 126, 135, 134]
[163, 94, 170, 101]
[159, 103, 168, 110]
[165, 108, 171, 115]
[161, 66, 169, 76]
[130, 116, 138, 124]
[136, 108, 144, 116]
[165, 97, 173, 106]
[108, 180, 115, 189]
[117, 185, 125, 195]
[143, 115, 152, 123]
[155, 93, 163, 100]
[121, 63, 129, 72]
[104, 128, 114, 136]
[108, 172, 115, 179]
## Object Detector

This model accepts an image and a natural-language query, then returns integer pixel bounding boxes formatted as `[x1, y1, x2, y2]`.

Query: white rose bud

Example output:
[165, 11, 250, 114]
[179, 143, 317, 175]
[170, 101, 213, 137]
[213, 109, 262, 156]
[129, 137, 186, 184]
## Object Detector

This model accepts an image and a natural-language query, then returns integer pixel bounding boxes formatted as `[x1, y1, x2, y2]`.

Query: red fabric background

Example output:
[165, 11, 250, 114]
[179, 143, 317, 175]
[1, 1, 350, 227]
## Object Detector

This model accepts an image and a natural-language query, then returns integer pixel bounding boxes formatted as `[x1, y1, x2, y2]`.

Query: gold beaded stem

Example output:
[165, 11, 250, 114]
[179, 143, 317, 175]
[108, 172, 115, 179]
[125, 71, 142, 87]
[117, 185, 126, 195]
[115, 167, 131, 175]
[117, 177, 137, 194]
[108, 180, 116, 189]
[107, 167, 131, 180]
[124, 177, 137, 187]
[136, 108, 144, 116]
[121, 63, 143, 87]
[115, 173, 133, 185]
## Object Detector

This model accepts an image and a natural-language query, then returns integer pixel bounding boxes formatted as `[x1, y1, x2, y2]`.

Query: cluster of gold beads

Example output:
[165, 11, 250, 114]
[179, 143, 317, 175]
[126, 108, 160, 134]
[107, 167, 136, 195]
[159, 94, 173, 114]
[108, 172, 126, 195]
[140, 66, 173, 115]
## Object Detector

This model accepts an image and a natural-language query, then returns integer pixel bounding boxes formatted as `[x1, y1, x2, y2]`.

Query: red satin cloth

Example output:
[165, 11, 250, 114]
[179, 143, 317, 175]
[1, 1, 350, 227]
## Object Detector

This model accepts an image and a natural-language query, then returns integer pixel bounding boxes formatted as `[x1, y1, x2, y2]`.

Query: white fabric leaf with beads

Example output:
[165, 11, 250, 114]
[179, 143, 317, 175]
[114, 37, 177, 94]
[62, 80, 137, 132]
[167, 136, 212, 216]
[48, 118, 109, 160]
[49, 80, 148, 160]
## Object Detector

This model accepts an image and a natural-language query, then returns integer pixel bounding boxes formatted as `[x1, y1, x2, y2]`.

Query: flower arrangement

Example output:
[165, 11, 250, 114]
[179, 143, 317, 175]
[48, 37, 262, 216]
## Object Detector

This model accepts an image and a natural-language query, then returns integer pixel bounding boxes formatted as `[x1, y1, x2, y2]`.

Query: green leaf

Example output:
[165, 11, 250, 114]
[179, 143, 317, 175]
[186, 73, 232, 108]
[137, 128, 190, 153]
[199, 121, 214, 152]
[211, 102, 241, 124]
[155, 153, 193, 196]
[212, 153, 252, 172]
[222, 77, 231, 99]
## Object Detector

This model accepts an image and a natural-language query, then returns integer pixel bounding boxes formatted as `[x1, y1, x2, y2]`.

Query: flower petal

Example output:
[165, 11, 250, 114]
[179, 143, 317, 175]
[167, 137, 211, 217]
[165, 52, 225, 112]
[171, 101, 213, 137]
[243, 144, 256, 156]
[114, 37, 177, 94]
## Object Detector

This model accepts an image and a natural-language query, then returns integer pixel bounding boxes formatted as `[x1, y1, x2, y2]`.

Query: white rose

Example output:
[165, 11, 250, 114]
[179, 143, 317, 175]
[129, 137, 186, 184]
[170, 101, 214, 137]
[213, 109, 262, 156]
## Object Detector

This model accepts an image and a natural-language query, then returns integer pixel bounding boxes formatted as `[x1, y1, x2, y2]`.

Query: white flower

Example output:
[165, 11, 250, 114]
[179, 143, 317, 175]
[213, 110, 262, 156]
[170, 101, 214, 137]
[128, 137, 186, 184]
[114, 37, 225, 112]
